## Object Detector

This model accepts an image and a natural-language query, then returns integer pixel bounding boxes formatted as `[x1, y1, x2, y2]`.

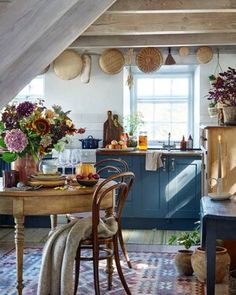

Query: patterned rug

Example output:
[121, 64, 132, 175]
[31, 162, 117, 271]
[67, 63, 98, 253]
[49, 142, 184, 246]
[0, 247, 205, 295]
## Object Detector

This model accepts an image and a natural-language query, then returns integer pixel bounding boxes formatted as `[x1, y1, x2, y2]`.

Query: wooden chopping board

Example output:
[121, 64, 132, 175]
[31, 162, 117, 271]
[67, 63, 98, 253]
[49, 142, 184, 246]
[103, 110, 123, 147]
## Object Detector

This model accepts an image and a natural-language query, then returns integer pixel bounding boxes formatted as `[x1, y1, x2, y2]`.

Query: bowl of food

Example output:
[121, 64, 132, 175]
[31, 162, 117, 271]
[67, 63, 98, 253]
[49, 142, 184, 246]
[76, 173, 100, 187]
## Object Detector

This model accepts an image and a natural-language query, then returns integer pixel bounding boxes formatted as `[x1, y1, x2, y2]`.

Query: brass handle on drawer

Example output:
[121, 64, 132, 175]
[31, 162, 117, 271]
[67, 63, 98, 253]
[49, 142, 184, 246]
[162, 158, 167, 172]
[171, 158, 175, 171]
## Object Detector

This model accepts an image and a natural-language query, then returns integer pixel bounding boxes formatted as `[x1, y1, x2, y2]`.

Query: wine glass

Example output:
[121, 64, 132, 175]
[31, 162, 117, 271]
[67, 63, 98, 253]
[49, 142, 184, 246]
[58, 149, 70, 175]
[69, 149, 80, 174]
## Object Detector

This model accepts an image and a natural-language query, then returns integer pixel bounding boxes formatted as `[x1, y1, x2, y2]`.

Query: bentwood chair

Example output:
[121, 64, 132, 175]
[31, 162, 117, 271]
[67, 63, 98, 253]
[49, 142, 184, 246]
[68, 158, 133, 269]
[73, 172, 135, 295]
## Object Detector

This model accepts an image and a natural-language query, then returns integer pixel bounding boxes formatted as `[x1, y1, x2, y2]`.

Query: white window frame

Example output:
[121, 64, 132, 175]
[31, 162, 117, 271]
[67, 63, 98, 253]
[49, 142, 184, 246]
[130, 65, 195, 146]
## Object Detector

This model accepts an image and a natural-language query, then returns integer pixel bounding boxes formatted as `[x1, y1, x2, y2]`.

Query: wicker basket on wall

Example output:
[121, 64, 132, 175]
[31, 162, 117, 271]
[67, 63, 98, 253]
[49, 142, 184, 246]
[136, 47, 163, 73]
[99, 49, 125, 75]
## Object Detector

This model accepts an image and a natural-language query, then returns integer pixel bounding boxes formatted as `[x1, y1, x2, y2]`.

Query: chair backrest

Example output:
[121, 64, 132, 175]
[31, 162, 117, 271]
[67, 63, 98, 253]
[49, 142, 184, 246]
[95, 158, 129, 176]
[91, 172, 135, 230]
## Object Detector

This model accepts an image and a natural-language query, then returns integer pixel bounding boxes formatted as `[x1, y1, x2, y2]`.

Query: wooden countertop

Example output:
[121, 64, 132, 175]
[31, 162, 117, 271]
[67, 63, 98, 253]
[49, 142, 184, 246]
[96, 149, 202, 157]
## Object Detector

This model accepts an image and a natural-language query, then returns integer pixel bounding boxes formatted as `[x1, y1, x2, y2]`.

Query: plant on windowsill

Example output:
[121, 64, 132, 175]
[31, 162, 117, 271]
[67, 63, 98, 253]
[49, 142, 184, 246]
[168, 223, 200, 276]
[123, 112, 144, 147]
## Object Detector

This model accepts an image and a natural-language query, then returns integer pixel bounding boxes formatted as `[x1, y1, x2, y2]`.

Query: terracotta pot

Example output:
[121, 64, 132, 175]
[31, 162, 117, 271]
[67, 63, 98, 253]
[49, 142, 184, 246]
[174, 249, 193, 276]
[11, 154, 39, 184]
[222, 106, 236, 125]
[191, 246, 230, 283]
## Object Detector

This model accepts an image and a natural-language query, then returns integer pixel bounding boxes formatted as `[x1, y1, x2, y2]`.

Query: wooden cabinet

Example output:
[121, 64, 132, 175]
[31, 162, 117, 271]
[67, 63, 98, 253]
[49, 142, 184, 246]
[201, 126, 236, 194]
[96, 152, 202, 230]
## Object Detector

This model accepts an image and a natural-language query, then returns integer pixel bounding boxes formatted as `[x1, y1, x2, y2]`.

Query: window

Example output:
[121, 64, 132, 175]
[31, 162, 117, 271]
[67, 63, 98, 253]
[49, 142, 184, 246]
[12, 75, 45, 103]
[130, 65, 195, 146]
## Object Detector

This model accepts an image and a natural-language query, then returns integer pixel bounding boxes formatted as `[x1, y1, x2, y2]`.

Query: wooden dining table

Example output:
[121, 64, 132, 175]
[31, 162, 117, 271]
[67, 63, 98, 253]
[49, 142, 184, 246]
[0, 181, 114, 295]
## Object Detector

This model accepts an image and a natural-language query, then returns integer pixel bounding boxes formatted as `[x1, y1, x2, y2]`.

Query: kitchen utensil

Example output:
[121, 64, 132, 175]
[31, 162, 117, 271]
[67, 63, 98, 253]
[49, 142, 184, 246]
[196, 46, 213, 64]
[81, 54, 91, 83]
[165, 48, 176, 65]
[99, 48, 125, 75]
[79, 135, 101, 149]
[136, 47, 163, 73]
[103, 111, 123, 147]
[53, 49, 82, 80]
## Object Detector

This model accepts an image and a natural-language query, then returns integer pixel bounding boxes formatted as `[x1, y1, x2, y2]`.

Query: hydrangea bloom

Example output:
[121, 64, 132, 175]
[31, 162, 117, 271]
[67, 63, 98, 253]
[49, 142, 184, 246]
[4, 129, 28, 153]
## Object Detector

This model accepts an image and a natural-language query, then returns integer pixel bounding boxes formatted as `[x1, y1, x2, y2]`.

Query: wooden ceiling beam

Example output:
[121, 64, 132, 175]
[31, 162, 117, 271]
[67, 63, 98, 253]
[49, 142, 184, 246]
[72, 33, 236, 48]
[0, 0, 81, 74]
[83, 12, 236, 35]
[0, 0, 116, 107]
[108, 0, 236, 12]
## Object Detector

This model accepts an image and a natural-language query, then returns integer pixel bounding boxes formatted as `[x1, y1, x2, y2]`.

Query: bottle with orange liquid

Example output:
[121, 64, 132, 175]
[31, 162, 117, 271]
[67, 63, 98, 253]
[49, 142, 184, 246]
[138, 131, 148, 150]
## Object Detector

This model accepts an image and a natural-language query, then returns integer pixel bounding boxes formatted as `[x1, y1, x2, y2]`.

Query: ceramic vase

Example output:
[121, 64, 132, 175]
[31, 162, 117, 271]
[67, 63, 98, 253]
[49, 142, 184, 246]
[191, 246, 230, 283]
[174, 249, 193, 276]
[11, 154, 39, 184]
[222, 106, 236, 125]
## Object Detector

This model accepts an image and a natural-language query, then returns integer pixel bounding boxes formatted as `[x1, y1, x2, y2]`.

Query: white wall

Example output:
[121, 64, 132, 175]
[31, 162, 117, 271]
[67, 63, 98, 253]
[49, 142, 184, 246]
[44, 52, 236, 147]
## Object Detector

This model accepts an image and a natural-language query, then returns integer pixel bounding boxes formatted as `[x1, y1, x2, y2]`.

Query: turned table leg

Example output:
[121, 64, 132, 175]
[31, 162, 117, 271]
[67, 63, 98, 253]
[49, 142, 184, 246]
[14, 216, 25, 295]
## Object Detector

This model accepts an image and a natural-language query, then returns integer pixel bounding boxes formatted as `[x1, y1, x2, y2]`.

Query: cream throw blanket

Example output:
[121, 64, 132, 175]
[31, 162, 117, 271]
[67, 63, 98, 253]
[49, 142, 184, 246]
[37, 216, 118, 295]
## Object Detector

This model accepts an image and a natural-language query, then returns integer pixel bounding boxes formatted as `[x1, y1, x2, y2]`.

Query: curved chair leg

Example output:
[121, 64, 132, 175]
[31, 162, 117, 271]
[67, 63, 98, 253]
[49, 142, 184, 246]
[74, 247, 81, 295]
[113, 235, 131, 295]
[93, 242, 101, 295]
[118, 226, 132, 268]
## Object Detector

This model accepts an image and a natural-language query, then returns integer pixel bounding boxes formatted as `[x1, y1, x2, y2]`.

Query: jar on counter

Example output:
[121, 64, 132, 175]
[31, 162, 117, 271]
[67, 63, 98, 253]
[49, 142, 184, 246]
[138, 131, 148, 151]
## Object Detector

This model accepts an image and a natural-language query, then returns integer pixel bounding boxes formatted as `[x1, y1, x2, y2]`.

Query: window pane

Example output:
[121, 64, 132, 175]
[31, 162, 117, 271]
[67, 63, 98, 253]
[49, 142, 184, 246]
[171, 103, 188, 122]
[172, 78, 189, 96]
[137, 78, 153, 96]
[17, 77, 44, 97]
[154, 78, 171, 96]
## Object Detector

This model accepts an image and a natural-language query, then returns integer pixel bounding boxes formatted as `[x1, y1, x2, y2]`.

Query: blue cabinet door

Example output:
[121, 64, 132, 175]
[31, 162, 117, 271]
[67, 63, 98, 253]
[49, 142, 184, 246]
[166, 156, 201, 219]
[138, 156, 168, 218]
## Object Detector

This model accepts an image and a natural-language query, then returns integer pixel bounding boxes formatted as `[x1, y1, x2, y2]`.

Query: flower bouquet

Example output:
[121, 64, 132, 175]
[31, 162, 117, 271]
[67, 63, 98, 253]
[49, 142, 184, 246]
[0, 99, 79, 163]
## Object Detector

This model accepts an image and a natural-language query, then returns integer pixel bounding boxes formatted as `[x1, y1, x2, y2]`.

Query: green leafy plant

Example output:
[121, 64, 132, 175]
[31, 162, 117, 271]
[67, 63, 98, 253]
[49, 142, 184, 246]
[124, 112, 144, 136]
[168, 223, 200, 250]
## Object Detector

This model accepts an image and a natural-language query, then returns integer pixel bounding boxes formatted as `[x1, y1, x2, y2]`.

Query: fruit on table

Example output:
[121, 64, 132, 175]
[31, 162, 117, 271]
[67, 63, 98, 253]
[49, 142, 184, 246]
[105, 139, 127, 149]
[76, 173, 100, 180]
[76, 163, 96, 176]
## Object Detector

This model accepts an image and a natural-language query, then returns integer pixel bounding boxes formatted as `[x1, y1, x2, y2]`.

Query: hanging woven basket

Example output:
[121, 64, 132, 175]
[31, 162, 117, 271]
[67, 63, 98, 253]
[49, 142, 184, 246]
[136, 47, 163, 73]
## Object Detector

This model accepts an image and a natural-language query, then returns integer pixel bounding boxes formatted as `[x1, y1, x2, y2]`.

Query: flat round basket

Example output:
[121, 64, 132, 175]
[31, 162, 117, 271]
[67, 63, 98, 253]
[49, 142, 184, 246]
[179, 47, 190, 57]
[136, 47, 163, 73]
[99, 49, 125, 75]
[53, 49, 83, 80]
[196, 46, 213, 64]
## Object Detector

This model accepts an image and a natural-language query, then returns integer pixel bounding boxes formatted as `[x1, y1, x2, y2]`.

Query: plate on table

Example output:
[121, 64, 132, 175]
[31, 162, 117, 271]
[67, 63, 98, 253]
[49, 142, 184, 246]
[31, 172, 64, 181]
[28, 178, 66, 187]
[99, 147, 135, 152]
[208, 192, 232, 201]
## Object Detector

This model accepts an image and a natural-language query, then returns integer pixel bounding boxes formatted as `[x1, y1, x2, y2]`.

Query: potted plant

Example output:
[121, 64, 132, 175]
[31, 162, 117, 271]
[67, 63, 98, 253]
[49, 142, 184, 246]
[123, 112, 144, 147]
[168, 226, 200, 276]
[206, 67, 236, 124]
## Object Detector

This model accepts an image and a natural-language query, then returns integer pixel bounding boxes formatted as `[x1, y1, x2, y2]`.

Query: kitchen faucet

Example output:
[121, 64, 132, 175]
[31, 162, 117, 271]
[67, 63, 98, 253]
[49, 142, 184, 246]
[162, 132, 176, 151]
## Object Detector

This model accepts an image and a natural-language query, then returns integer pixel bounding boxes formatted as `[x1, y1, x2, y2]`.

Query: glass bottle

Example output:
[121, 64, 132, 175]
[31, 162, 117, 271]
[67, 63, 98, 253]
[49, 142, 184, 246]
[180, 136, 187, 151]
[187, 135, 193, 150]
[138, 131, 148, 151]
